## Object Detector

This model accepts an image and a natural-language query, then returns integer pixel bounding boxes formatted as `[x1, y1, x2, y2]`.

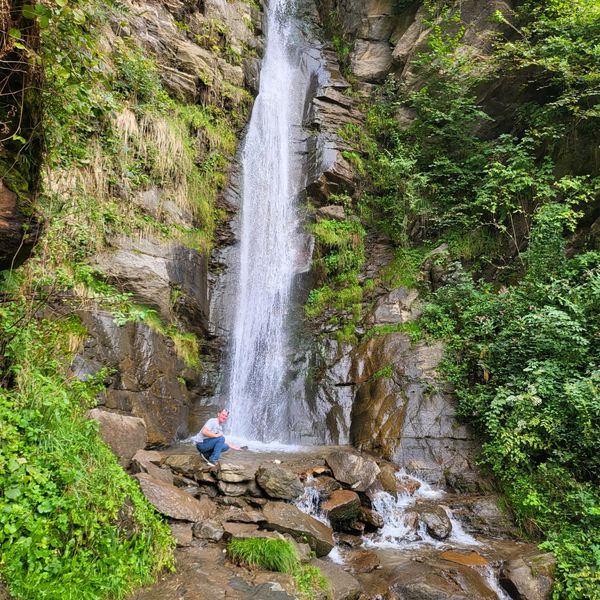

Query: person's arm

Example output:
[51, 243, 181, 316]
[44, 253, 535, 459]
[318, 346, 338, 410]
[226, 440, 241, 450]
[200, 423, 224, 438]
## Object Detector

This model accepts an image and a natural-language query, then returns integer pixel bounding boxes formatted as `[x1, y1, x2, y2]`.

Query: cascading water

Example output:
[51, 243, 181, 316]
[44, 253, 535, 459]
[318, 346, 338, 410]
[365, 477, 481, 550]
[225, 0, 310, 443]
[295, 470, 512, 599]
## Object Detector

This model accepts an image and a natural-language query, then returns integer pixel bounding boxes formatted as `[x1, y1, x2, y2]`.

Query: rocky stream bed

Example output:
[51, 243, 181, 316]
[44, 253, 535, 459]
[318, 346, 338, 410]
[121, 444, 554, 600]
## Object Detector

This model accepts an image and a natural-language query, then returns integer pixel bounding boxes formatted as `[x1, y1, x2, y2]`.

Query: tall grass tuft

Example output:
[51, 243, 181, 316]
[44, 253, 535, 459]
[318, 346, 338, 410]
[226, 538, 331, 600]
[227, 538, 300, 574]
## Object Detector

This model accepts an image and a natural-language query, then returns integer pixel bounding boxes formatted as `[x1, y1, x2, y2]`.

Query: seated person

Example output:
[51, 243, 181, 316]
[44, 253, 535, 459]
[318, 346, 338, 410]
[195, 408, 240, 466]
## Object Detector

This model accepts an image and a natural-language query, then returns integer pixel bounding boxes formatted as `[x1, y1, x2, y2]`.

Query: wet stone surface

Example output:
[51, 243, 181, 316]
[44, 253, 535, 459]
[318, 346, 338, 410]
[124, 445, 552, 600]
[127, 544, 300, 600]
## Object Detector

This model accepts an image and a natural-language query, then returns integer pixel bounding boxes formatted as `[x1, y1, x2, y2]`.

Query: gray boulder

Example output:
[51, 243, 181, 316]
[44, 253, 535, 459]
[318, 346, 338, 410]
[321, 490, 361, 525]
[256, 464, 304, 500]
[350, 40, 393, 82]
[193, 520, 224, 542]
[316, 205, 346, 221]
[217, 480, 249, 497]
[325, 451, 380, 492]
[410, 502, 452, 540]
[262, 502, 334, 557]
[134, 473, 213, 522]
[169, 522, 194, 547]
[500, 552, 555, 600]
[218, 461, 258, 483]
[310, 558, 361, 600]
[88, 408, 146, 468]
[369, 286, 421, 325]
[389, 555, 498, 599]
[163, 453, 208, 479]
[131, 450, 174, 485]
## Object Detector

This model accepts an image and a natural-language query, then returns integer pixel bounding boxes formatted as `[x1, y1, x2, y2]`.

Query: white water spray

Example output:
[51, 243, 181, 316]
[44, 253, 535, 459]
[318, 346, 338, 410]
[356, 472, 480, 549]
[294, 477, 330, 525]
[226, 0, 310, 443]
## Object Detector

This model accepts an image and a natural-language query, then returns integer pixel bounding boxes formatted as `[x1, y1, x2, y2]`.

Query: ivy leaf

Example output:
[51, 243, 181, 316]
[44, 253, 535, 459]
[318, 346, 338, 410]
[72, 9, 86, 24]
[5, 486, 22, 500]
[7, 457, 21, 472]
[8, 28, 21, 39]
[37, 13, 50, 28]
[37, 500, 53, 514]
[22, 4, 35, 19]
[34, 3, 51, 17]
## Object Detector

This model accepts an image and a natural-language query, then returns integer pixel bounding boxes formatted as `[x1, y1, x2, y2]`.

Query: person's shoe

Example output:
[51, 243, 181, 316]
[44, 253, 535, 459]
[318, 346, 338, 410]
[200, 454, 216, 468]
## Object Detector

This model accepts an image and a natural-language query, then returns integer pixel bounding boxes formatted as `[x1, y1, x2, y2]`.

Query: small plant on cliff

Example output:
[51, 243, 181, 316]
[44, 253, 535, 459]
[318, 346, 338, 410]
[305, 218, 366, 341]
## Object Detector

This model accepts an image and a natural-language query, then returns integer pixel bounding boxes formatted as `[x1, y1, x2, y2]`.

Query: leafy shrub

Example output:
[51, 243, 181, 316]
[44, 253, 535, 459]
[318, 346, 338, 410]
[305, 219, 366, 323]
[421, 207, 600, 599]
[346, 0, 599, 267]
[0, 302, 174, 599]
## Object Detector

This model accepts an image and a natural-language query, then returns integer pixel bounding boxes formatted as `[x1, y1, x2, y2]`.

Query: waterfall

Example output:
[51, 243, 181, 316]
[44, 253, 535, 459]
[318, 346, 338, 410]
[226, 0, 309, 443]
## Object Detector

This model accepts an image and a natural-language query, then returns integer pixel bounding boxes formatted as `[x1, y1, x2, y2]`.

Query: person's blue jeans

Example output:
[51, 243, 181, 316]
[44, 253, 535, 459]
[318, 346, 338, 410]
[196, 437, 229, 462]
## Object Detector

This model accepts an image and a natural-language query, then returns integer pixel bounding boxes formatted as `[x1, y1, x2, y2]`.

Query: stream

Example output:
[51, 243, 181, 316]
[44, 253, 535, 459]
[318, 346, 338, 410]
[296, 470, 515, 599]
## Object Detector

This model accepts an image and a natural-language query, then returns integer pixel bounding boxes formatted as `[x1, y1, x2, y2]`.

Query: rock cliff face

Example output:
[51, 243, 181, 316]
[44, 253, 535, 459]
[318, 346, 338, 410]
[75, 311, 206, 446]
[297, 0, 515, 487]
[117, 0, 262, 104]
[0, 0, 43, 269]
[63, 0, 264, 444]
[319, 0, 511, 86]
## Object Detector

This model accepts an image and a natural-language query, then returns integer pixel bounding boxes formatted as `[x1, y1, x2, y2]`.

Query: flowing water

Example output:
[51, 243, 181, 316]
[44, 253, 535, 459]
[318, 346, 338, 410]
[225, 0, 311, 444]
[295, 470, 512, 600]
[364, 477, 480, 550]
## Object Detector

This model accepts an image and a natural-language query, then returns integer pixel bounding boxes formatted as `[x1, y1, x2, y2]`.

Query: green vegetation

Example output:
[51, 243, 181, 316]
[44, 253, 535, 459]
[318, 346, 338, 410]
[227, 538, 330, 600]
[305, 216, 366, 342]
[420, 206, 600, 598]
[343, 0, 599, 266]
[0, 295, 174, 599]
[320, 0, 600, 597]
[227, 537, 299, 573]
[0, 0, 251, 596]
[380, 246, 430, 289]
[363, 321, 423, 344]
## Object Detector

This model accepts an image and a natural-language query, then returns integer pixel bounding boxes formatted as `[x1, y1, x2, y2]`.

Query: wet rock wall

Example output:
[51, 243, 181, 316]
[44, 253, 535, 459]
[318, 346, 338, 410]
[300, 0, 496, 488]
[68, 0, 264, 444]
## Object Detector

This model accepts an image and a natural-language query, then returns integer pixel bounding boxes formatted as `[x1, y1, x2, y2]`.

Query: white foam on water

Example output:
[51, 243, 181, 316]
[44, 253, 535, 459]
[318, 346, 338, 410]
[364, 471, 480, 550]
[294, 477, 330, 525]
[445, 506, 481, 547]
[327, 546, 344, 564]
[477, 565, 512, 600]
